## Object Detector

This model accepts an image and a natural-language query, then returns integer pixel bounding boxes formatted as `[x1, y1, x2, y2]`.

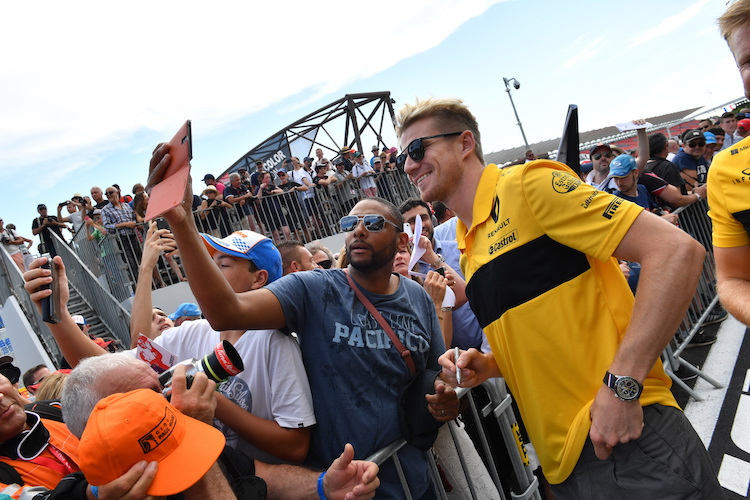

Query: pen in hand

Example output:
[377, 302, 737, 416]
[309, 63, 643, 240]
[455, 347, 462, 386]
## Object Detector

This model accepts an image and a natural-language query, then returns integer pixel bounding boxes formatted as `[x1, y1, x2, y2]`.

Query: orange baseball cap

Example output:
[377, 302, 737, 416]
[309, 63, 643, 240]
[78, 389, 225, 495]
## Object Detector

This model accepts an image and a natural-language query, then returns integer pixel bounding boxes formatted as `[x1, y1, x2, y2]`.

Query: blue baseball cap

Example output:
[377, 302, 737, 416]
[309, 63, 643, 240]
[703, 131, 717, 144]
[200, 230, 283, 283]
[169, 303, 202, 321]
[609, 154, 637, 177]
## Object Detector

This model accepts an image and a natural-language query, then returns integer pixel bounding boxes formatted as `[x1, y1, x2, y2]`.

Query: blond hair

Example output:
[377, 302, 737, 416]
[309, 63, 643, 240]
[35, 372, 69, 401]
[718, 0, 750, 47]
[396, 97, 485, 164]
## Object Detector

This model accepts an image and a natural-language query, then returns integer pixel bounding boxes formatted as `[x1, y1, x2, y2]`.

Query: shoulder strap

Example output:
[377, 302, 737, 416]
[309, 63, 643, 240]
[344, 270, 416, 376]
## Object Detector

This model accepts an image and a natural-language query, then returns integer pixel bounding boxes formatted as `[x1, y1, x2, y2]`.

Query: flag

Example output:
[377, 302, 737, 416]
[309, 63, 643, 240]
[557, 105, 580, 176]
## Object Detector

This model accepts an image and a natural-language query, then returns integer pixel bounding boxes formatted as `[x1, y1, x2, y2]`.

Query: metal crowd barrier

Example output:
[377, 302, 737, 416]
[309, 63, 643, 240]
[0, 245, 62, 363]
[50, 232, 132, 348]
[366, 379, 541, 500]
[63, 169, 420, 302]
[661, 199, 724, 400]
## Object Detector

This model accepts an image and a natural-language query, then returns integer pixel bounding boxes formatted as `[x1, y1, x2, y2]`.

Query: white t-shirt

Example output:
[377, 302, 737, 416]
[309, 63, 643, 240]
[290, 169, 315, 200]
[352, 162, 376, 190]
[146, 319, 316, 464]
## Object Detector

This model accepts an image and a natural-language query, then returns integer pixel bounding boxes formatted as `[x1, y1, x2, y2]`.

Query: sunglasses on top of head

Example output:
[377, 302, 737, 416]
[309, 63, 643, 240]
[395, 132, 463, 170]
[339, 214, 400, 233]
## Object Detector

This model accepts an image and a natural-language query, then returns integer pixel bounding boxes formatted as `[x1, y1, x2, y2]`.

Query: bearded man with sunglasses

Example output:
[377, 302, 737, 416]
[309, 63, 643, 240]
[146, 143, 459, 499]
[396, 98, 723, 498]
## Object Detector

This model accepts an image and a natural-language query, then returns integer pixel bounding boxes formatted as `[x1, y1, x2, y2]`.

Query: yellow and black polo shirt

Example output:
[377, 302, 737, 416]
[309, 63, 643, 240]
[457, 161, 677, 484]
[708, 135, 750, 248]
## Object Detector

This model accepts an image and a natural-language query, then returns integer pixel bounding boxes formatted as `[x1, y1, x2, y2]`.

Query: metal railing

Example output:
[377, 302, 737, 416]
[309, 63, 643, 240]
[0, 245, 62, 363]
[66, 169, 420, 300]
[50, 231, 132, 348]
[661, 199, 724, 401]
[366, 379, 541, 500]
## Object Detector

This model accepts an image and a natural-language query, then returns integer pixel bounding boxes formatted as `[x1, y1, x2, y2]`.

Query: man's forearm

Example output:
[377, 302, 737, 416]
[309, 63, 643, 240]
[611, 236, 704, 380]
[130, 264, 157, 347]
[718, 277, 750, 325]
[257, 462, 320, 500]
[183, 462, 236, 500]
[162, 216, 241, 325]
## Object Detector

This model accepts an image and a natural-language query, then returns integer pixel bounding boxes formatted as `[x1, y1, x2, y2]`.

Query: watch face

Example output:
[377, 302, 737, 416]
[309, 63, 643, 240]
[615, 377, 641, 401]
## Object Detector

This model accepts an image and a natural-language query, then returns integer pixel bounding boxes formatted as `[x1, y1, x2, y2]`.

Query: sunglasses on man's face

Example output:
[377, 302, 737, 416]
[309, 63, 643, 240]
[687, 141, 706, 148]
[592, 152, 615, 161]
[340, 214, 400, 232]
[105, 190, 117, 195]
[317, 259, 333, 269]
[395, 132, 463, 170]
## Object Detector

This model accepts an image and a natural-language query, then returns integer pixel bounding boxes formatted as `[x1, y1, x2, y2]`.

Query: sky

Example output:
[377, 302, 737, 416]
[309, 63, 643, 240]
[1, 0, 745, 250]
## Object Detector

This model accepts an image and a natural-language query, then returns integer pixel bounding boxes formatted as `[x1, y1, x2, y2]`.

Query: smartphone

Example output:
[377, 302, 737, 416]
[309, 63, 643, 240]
[40, 258, 61, 324]
[146, 120, 192, 221]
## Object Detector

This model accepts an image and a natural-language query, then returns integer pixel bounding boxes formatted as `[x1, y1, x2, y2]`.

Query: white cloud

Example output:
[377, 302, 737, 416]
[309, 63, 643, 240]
[0, 0, 503, 181]
[562, 37, 605, 69]
[629, 0, 710, 47]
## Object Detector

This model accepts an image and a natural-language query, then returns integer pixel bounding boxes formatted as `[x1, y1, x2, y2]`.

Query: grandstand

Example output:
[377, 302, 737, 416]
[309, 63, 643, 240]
[485, 96, 749, 166]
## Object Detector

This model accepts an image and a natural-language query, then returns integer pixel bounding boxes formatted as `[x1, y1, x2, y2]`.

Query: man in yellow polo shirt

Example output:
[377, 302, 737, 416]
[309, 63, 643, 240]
[395, 98, 724, 498]
[711, 0, 750, 327]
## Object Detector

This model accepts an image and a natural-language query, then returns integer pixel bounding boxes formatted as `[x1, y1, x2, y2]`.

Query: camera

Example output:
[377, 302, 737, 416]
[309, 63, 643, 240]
[160, 340, 244, 398]
[513, 81, 520, 90]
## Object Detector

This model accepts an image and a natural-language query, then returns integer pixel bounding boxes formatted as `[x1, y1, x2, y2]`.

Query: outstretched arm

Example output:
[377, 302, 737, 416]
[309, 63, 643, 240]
[23, 257, 107, 366]
[130, 223, 177, 347]
[146, 143, 286, 332]
[257, 443, 379, 500]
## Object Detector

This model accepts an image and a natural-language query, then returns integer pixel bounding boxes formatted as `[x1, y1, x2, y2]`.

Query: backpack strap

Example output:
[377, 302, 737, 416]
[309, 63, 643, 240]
[344, 270, 416, 376]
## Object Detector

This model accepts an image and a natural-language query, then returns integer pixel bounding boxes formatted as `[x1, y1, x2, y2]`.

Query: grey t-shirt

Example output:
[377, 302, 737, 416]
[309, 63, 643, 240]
[267, 268, 445, 499]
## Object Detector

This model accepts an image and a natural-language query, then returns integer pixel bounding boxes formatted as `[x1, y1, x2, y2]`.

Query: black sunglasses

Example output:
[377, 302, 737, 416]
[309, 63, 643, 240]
[317, 259, 333, 269]
[592, 152, 615, 161]
[105, 190, 117, 195]
[396, 132, 463, 170]
[340, 214, 400, 232]
[687, 141, 706, 148]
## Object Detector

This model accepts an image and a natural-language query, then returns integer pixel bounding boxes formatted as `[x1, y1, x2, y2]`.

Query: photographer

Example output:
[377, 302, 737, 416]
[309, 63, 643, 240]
[31, 204, 67, 258]
[56, 196, 86, 235]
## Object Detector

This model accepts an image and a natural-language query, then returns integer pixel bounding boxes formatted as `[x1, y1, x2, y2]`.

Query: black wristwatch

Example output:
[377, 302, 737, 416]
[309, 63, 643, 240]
[603, 371, 643, 401]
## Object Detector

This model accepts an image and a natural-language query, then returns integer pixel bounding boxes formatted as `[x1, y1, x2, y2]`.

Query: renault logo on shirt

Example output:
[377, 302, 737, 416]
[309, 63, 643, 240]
[490, 196, 500, 223]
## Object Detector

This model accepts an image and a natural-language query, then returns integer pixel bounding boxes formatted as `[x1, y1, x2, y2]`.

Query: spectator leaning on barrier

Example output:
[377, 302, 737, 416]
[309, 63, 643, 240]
[610, 154, 678, 225]
[397, 97, 723, 498]
[710, 0, 750, 327]
[145, 143, 459, 498]
[101, 185, 142, 283]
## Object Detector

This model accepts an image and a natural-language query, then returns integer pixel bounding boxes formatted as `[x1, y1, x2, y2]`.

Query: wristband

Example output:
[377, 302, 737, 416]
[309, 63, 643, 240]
[90, 485, 99, 499]
[317, 471, 327, 500]
[694, 192, 700, 200]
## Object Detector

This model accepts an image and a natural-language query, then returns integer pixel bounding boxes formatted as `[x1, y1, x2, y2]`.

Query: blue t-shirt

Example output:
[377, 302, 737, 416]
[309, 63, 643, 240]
[615, 184, 656, 210]
[672, 151, 708, 184]
[266, 269, 445, 499]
